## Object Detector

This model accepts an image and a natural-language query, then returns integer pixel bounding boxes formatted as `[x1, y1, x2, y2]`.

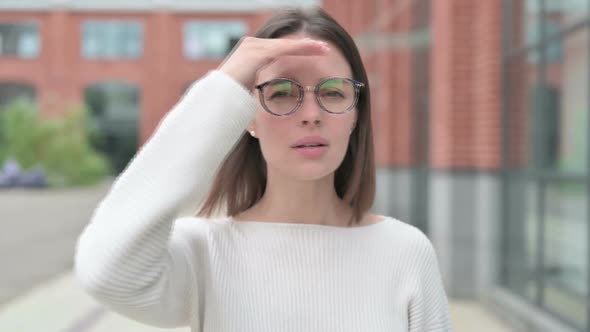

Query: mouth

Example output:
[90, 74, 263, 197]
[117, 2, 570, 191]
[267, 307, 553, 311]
[292, 144, 329, 159]
[290, 135, 329, 158]
[292, 143, 328, 148]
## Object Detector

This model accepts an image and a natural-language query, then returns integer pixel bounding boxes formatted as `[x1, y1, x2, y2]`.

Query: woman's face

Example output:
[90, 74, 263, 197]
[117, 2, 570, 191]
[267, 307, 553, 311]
[251, 34, 358, 181]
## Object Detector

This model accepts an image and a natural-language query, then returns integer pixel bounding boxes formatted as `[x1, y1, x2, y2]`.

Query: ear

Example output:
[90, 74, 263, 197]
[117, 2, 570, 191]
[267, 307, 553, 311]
[247, 120, 256, 133]
[247, 120, 257, 138]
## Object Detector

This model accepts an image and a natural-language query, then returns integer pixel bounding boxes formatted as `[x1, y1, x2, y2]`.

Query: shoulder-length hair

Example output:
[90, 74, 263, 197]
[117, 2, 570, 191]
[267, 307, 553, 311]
[196, 7, 375, 226]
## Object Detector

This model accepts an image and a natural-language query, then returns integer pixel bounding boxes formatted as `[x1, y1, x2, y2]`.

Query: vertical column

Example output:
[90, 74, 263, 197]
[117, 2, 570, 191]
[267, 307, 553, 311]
[41, 10, 71, 117]
[473, 1, 502, 170]
[141, 11, 173, 144]
[429, 0, 503, 298]
[430, 0, 475, 169]
[392, 6, 413, 167]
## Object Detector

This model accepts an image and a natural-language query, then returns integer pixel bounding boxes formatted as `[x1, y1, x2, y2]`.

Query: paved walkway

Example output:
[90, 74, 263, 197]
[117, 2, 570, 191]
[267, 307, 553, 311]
[0, 270, 515, 332]
[0, 179, 114, 306]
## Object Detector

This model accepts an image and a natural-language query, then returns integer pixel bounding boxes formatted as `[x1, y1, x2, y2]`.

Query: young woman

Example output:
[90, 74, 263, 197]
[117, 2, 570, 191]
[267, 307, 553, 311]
[75, 7, 453, 332]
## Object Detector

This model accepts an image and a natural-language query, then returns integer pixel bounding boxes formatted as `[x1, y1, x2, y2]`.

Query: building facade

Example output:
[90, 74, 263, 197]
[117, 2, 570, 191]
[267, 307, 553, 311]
[0, 0, 589, 331]
[333, 0, 589, 331]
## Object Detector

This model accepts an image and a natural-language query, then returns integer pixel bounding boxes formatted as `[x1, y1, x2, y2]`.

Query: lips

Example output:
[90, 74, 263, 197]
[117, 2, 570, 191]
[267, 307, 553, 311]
[291, 136, 329, 148]
[291, 136, 329, 159]
[293, 143, 327, 148]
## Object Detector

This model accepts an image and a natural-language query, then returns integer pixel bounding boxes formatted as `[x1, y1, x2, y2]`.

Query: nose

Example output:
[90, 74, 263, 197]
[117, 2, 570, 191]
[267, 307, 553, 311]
[297, 89, 322, 127]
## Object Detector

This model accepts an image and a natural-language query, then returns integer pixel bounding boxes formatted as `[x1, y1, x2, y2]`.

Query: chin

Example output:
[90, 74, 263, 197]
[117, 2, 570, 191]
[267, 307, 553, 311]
[283, 163, 338, 181]
[264, 150, 344, 181]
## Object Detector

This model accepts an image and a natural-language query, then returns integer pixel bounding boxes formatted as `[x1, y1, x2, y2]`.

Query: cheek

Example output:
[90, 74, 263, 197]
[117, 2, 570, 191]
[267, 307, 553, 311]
[332, 127, 353, 157]
[331, 116, 356, 158]
[256, 110, 289, 137]
[255, 114, 291, 157]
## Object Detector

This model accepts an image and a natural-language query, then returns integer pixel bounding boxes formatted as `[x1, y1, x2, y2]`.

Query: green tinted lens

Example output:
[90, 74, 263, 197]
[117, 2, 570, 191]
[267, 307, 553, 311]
[262, 80, 301, 115]
[268, 81, 293, 95]
[321, 78, 345, 90]
[318, 79, 355, 113]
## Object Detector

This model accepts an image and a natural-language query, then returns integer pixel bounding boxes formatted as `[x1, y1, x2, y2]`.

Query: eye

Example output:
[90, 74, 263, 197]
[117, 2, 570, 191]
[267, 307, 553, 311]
[269, 90, 293, 99]
[264, 80, 298, 100]
[318, 78, 351, 99]
[320, 89, 345, 98]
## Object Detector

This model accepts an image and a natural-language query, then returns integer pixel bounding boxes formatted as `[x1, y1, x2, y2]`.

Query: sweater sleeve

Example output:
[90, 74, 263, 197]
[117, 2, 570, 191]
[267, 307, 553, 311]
[73, 70, 256, 328]
[408, 233, 454, 332]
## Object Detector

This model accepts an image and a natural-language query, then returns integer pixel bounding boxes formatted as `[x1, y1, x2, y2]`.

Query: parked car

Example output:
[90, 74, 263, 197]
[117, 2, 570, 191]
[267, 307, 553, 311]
[0, 159, 47, 188]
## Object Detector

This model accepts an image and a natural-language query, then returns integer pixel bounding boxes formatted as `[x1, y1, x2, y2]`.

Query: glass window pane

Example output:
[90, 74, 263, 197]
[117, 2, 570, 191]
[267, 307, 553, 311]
[18, 28, 39, 58]
[544, 0, 589, 37]
[82, 21, 143, 59]
[513, 0, 590, 50]
[183, 21, 246, 59]
[542, 182, 588, 329]
[536, 28, 588, 173]
[525, 0, 543, 46]
[505, 50, 539, 169]
[84, 82, 140, 174]
[0, 82, 36, 107]
[502, 174, 539, 301]
[0, 23, 39, 58]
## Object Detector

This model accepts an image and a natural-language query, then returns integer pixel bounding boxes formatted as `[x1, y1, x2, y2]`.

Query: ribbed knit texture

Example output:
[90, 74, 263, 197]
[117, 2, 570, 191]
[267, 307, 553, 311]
[74, 70, 453, 332]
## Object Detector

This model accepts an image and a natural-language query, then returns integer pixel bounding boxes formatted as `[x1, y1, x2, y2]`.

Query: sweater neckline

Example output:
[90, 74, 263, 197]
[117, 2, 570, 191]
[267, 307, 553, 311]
[223, 215, 391, 231]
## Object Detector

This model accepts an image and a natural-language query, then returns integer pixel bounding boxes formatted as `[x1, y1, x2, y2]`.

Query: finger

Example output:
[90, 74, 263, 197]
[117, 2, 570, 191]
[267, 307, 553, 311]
[270, 38, 330, 58]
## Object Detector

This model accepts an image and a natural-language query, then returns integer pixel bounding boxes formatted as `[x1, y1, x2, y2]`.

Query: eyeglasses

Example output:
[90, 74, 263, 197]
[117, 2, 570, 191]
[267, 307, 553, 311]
[254, 77, 365, 116]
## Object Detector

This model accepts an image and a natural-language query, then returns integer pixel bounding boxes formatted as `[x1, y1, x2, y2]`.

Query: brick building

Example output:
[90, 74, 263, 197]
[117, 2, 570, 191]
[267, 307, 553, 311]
[1, 0, 589, 331]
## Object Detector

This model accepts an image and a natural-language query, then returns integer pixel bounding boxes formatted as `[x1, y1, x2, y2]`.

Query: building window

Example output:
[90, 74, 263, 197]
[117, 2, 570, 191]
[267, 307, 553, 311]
[82, 20, 143, 59]
[0, 82, 36, 148]
[0, 23, 40, 58]
[0, 82, 36, 107]
[84, 82, 139, 174]
[502, 1, 590, 330]
[183, 21, 246, 60]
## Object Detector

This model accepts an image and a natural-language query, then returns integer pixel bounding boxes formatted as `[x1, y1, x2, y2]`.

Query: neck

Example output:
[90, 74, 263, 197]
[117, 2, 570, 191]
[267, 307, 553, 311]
[246, 169, 353, 227]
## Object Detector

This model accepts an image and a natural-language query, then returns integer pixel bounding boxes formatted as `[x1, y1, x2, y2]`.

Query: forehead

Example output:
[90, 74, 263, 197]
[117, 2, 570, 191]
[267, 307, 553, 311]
[256, 37, 353, 84]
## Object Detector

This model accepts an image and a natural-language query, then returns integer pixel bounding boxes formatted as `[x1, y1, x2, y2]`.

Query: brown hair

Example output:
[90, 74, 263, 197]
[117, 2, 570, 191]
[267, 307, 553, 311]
[196, 7, 376, 226]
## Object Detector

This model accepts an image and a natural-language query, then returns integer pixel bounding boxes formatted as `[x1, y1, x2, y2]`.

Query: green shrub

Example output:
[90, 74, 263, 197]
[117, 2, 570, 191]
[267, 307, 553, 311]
[0, 99, 111, 187]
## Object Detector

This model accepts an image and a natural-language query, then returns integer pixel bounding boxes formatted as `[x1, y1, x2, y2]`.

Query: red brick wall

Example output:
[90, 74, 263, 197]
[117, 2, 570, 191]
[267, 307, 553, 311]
[431, 0, 502, 169]
[429, 0, 502, 170]
[324, 0, 504, 170]
[472, 1, 503, 169]
[430, 0, 478, 169]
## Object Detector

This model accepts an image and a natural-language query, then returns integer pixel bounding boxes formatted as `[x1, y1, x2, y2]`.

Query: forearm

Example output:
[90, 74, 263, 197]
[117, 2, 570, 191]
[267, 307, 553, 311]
[74, 70, 256, 326]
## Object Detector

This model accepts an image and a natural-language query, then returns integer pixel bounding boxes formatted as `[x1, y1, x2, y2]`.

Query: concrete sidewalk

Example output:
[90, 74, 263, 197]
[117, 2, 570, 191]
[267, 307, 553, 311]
[0, 271, 516, 332]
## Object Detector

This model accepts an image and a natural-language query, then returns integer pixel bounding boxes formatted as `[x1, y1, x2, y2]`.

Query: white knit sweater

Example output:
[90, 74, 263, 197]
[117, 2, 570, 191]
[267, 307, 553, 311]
[74, 70, 453, 332]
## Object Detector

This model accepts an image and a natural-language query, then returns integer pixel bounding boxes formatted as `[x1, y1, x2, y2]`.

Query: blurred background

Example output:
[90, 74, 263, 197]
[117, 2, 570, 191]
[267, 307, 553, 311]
[0, 0, 588, 331]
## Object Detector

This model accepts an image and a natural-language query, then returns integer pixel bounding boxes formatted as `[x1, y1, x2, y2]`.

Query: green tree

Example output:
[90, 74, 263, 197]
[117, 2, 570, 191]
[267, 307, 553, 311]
[0, 99, 111, 187]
